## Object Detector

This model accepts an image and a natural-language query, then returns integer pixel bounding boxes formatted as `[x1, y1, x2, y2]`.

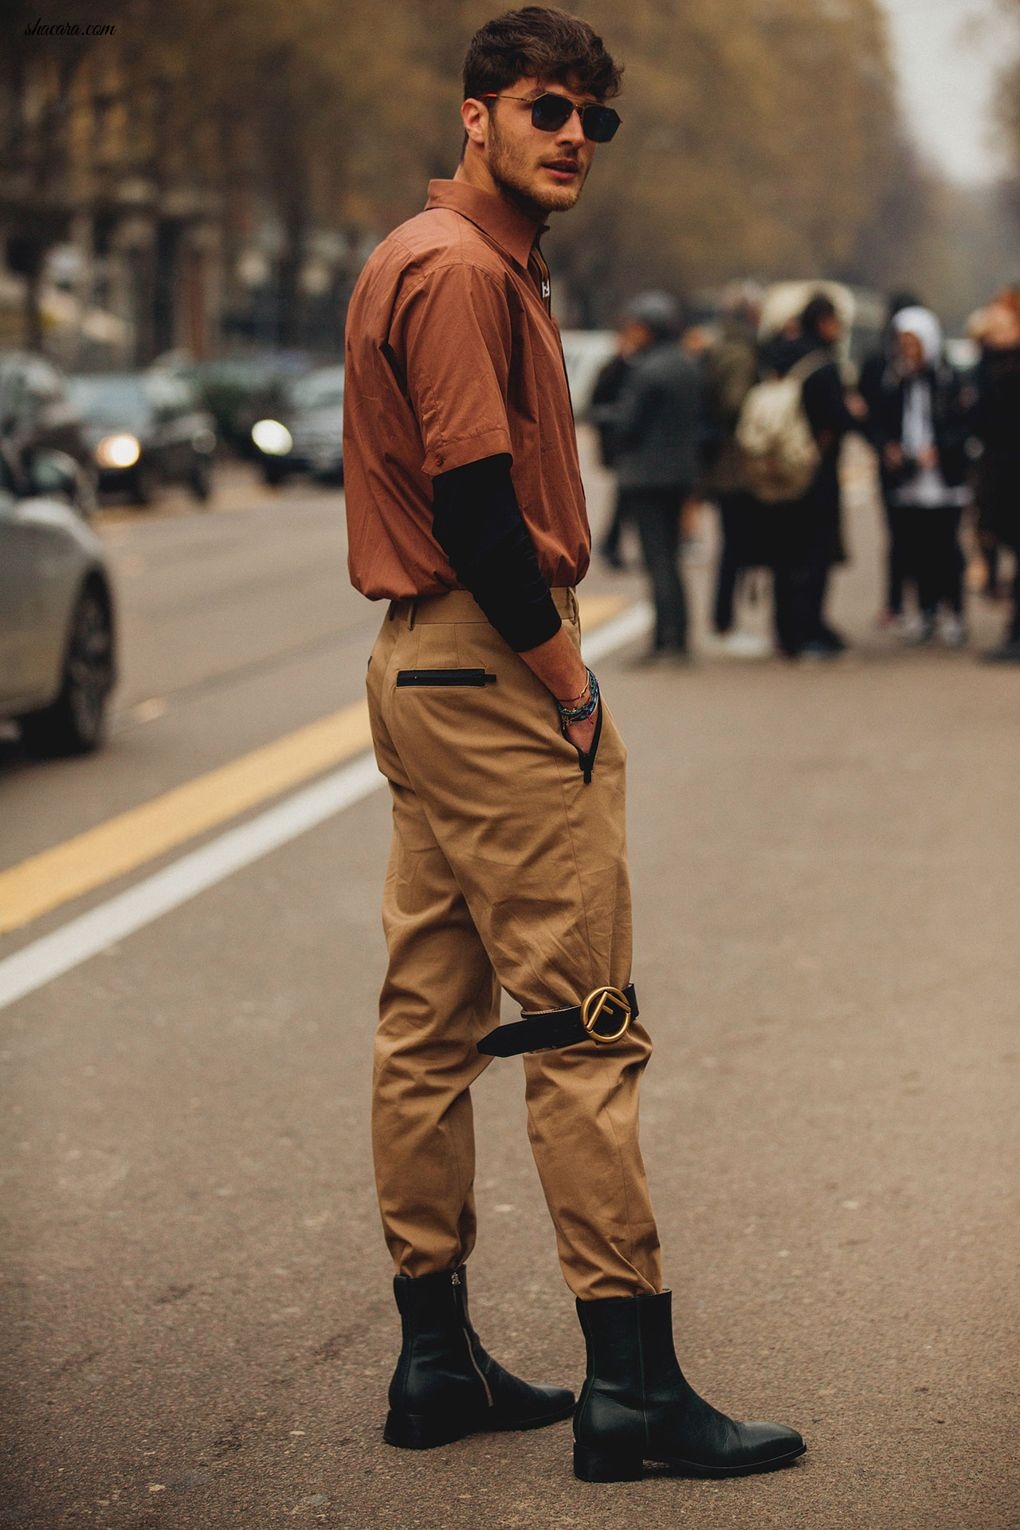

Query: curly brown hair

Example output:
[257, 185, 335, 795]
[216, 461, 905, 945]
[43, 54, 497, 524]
[463, 7, 623, 103]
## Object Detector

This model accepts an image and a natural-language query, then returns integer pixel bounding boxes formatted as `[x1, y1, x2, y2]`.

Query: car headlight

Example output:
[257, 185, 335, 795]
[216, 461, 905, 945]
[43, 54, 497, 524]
[95, 433, 141, 469]
[251, 419, 293, 456]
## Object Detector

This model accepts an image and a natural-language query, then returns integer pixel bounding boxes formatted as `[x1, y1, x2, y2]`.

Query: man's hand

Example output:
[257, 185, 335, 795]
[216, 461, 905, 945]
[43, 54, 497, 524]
[518, 624, 588, 703]
[564, 708, 599, 755]
[517, 623, 599, 753]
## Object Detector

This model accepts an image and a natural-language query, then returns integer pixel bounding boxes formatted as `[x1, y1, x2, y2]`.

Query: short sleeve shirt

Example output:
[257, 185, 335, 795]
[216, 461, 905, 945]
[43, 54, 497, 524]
[343, 179, 591, 600]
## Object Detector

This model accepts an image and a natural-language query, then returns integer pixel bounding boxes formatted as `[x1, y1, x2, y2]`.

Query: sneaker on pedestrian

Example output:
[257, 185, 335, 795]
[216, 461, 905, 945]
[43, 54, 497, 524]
[938, 614, 967, 649]
[706, 630, 772, 659]
[795, 641, 841, 661]
[901, 612, 934, 645]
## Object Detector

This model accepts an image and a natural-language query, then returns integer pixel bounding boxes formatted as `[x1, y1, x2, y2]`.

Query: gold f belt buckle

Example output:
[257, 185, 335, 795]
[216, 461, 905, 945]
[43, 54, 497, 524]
[581, 985, 633, 1046]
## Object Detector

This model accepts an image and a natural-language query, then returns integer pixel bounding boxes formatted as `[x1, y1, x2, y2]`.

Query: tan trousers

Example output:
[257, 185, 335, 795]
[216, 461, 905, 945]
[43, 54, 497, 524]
[366, 588, 662, 1301]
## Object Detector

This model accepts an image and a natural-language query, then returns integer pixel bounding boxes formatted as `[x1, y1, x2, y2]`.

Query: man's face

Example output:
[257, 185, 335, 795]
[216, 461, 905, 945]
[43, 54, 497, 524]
[471, 77, 598, 217]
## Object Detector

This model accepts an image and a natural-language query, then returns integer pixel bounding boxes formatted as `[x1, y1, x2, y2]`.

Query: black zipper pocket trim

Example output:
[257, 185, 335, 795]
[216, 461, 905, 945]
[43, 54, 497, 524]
[396, 668, 497, 687]
[573, 697, 604, 784]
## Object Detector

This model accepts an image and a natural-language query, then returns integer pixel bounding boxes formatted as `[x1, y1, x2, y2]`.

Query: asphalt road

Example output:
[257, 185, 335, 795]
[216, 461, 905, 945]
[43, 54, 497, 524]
[1, 441, 1017, 1530]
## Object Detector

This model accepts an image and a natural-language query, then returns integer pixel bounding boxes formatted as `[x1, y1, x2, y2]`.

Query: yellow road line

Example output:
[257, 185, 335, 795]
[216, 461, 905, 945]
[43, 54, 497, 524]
[0, 594, 626, 934]
[0, 704, 373, 935]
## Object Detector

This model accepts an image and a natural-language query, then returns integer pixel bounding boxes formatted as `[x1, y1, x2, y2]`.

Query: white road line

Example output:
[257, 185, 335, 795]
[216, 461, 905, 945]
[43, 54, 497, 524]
[0, 601, 651, 1012]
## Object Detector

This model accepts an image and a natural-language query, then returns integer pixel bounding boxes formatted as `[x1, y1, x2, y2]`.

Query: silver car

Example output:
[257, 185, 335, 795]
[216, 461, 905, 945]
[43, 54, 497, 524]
[0, 447, 117, 754]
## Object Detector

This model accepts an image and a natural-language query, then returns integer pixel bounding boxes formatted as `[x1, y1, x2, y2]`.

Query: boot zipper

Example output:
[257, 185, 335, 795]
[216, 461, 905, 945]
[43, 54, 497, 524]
[451, 1272, 494, 1408]
[463, 1329, 494, 1408]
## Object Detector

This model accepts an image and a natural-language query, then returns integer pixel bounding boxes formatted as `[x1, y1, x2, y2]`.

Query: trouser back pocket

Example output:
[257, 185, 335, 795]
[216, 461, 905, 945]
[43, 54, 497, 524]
[396, 669, 498, 687]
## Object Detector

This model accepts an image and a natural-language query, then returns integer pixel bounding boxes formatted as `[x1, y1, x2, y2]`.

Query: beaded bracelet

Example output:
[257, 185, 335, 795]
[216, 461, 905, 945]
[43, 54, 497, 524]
[557, 667, 599, 726]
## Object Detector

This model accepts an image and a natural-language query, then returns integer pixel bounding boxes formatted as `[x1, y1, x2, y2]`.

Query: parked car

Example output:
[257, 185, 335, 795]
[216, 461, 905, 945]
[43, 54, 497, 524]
[0, 348, 97, 515]
[250, 364, 344, 485]
[0, 444, 117, 754]
[68, 372, 218, 504]
[151, 350, 312, 458]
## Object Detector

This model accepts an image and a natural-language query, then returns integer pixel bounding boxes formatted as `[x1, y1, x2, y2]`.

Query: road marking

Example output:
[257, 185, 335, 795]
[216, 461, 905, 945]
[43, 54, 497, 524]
[0, 703, 374, 935]
[0, 595, 638, 938]
[0, 598, 651, 1011]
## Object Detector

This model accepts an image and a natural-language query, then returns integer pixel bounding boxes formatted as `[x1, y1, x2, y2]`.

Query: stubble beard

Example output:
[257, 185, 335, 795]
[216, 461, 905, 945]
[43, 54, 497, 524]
[487, 122, 588, 220]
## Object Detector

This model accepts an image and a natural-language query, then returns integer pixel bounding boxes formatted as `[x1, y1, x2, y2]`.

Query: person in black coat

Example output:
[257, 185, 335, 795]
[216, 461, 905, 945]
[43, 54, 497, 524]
[869, 305, 971, 645]
[770, 295, 864, 659]
[971, 293, 1020, 662]
[612, 291, 704, 662]
[590, 322, 641, 569]
[859, 291, 923, 626]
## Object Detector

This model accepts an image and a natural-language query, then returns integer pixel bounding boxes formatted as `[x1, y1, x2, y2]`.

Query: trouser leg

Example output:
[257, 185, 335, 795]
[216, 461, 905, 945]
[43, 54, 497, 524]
[886, 500, 908, 615]
[913, 510, 940, 617]
[629, 488, 689, 652]
[369, 598, 662, 1301]
[712, 495, 742, 633]
[600, 488, 626, 563]
[368, 615, 500, 1277]
[936, 506, 965, 615]
[1008, 539, 1020, 642]
[373, 805, 499, 1276]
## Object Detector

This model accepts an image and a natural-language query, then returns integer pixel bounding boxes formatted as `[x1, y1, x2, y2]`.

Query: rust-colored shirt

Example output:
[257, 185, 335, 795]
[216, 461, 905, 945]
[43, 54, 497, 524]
[343, 178, 590, 600]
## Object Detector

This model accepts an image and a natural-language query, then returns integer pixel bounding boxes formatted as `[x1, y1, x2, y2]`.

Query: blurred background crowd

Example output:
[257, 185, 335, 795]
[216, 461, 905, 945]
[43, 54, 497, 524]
[584, 276, 1020, 666]
[2, 0, 1020, 750]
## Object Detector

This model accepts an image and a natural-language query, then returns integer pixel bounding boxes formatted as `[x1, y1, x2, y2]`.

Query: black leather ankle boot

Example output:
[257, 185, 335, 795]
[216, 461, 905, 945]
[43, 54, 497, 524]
[573, 1290, 806, 1481]
[384, 1266, 575, 1449]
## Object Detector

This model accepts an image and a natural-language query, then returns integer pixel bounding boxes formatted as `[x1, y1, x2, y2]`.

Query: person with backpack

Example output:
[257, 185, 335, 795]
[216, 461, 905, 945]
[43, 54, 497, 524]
[746, 295, 863, 659]
[702, 284, 771, 654]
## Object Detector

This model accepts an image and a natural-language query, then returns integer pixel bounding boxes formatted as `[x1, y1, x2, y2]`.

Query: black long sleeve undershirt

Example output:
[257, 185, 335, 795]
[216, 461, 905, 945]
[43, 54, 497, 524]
[431, 454, 563, 653]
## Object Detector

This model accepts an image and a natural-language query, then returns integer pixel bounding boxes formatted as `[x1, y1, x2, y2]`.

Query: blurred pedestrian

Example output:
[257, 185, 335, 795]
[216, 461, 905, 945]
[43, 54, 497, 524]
[870, 306, 971, 647]
[769, 294, 864, 659]
[702, 282, 771, 655]
[613, 290, 704, 663]
[589, 317, 643, 568]
[859, 291, 924, 628]
[972, 291, 1020, 662]
[343, 4, 803, 1489]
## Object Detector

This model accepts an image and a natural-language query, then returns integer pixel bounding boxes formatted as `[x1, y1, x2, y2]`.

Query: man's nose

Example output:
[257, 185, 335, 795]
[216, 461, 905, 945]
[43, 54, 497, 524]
[555, 107, 586, 147]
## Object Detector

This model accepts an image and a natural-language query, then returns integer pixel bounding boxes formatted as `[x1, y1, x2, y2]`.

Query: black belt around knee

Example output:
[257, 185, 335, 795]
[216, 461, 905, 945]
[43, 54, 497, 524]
[478, 984, 638, 1057]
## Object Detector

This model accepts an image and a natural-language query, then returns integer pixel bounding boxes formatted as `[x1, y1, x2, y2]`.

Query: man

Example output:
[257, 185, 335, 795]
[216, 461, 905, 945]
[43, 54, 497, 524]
[612, 290, 703, 663]
[343, 6, 804, 1485]
[770, 294, 862, 659]
[702, 282, 772, 654]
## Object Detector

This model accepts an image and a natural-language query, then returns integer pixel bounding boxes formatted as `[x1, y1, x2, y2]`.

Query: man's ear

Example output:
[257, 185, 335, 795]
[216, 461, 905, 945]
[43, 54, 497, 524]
[461, 97, 489, 148]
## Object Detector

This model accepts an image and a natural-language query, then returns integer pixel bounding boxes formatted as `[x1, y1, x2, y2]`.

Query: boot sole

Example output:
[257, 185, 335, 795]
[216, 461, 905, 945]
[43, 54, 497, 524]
[574, 1439, 807, 1482]
[386, 1399, 575, 1451]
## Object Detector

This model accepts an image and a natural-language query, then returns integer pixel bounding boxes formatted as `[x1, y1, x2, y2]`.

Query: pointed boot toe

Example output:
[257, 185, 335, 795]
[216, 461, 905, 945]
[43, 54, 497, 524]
[573, 1291, 806, 1482]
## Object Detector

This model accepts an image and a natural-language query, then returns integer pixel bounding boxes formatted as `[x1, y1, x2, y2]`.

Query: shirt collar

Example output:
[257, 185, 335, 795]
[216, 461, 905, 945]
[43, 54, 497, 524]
[425, 178, 545, 270]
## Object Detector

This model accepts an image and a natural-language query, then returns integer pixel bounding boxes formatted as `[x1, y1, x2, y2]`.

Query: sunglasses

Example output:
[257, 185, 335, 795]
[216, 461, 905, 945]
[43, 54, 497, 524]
[482, 92, 621, 143]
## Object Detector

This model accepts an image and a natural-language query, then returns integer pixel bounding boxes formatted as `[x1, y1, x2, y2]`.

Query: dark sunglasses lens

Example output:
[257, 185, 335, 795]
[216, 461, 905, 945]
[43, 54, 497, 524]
[529, 93, 621, 141]
[582, 105, 620, 142]
[531, 94, 575, 132]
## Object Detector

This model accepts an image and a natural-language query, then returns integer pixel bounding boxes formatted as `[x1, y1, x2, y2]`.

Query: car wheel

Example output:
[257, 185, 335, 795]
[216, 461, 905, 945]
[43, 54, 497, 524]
[189, 454, 213, 504]
[19, 584, 115, 756]
[263, 460, 287, 487]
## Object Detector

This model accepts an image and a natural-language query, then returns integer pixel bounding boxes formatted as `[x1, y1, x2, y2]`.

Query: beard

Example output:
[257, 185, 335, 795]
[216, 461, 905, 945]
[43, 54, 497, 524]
[486, 118, 589, 219]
